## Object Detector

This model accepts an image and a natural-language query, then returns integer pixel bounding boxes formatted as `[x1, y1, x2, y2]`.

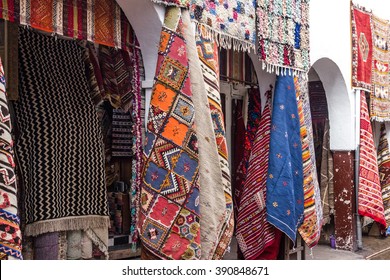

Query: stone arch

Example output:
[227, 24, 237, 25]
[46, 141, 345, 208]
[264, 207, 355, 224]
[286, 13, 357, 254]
[311, 57, 354, 151]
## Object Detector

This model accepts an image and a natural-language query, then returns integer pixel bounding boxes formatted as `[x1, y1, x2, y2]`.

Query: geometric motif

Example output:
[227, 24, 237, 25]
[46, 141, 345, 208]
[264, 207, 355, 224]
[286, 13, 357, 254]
[144, 161, 169, 192]
[157, 56, 188, 91]
[147, 105, 168, 134]
[171, 95, 195, 126]
[182, 130, 199, 158]
[173, 152, 198, 183]
[141, 218, 169, 249]
[359, 33, 370, 62]
[150, 138, 181, 170]
[149, 196, 180, 227]
[162, 173, 190, 204]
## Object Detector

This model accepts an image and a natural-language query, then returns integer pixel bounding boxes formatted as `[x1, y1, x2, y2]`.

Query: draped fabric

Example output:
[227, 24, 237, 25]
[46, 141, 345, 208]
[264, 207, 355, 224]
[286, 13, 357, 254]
[351, 5, 373, 91]
[196, 25, 234, 260]
[140, 7, 201, 260]
[295, 76, 321, 248]
[0, 0, 137, 51]
[358, 91, 386, 227]
[236, 88, 279, 260]
[266, 73, 304, 243]
[15, 28, 109, 236]
[319, 120, 334, 225]
[0, 57, 22, 260]
[182, 9, 227, 260]
[377, 123, 390, 229]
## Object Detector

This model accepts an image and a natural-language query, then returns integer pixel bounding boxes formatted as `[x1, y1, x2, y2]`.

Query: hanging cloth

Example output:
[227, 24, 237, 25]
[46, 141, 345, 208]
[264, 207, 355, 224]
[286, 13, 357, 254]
[377, 123, 390, 230]
[266, 73, 304, 243]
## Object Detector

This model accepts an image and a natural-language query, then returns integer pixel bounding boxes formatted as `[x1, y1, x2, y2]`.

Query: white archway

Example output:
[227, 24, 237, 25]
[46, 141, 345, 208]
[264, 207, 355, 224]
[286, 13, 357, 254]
[311, 57, 355, 151]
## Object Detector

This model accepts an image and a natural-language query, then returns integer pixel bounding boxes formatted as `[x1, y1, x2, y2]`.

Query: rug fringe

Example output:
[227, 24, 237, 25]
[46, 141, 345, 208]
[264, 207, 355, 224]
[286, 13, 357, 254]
[85, 228, 109, 260]
[261, 60, 308, 76]
[24, 216, 110, 237]
[193, 21, 255, 53]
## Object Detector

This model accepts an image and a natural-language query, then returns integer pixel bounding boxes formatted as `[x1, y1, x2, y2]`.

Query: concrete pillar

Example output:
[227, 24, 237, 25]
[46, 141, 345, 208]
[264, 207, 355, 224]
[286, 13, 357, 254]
[332, 151, 356, 251]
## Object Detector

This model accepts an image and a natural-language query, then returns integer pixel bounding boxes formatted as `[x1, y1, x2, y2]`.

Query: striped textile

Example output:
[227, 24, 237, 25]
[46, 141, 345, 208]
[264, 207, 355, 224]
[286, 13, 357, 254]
[377, 123, 390, 229]
[295, 76, 321, 248]
[196, 26, 234, 259]
[0, 0, 137, 51]
[266, 73, 304, 243]
[0, 57, 22, 260]
[358, 91, 386, 227]
[236, 88, 278, 259]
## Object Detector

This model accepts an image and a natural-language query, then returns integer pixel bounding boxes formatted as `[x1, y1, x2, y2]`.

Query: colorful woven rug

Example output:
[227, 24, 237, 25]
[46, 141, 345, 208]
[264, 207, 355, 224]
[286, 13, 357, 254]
[196, 26, 234, 259]
[266, 73, 304, 243]
[295, 75, 321, 248]
[257, 0, 310, 73]
[152, 0, 190, 7]
[358, 91, 386, 227]
[0, 0, 137, 51]
[139, 7, 201, 260]
[236, 88, 279, 259]
[190, 0, 256, 52]
[15, 28, 109, 236]
[351, 5, 373, 91]
[377, 123, 390, 229]
[0, 58, 22, 260]
[370, 15, 390, 121]
[182, 9, 227, 260]
[319, 119, 334, 225]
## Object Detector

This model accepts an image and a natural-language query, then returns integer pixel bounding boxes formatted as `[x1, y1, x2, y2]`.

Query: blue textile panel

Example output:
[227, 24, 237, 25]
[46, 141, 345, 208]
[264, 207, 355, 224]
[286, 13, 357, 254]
[266, 73, 304, 243]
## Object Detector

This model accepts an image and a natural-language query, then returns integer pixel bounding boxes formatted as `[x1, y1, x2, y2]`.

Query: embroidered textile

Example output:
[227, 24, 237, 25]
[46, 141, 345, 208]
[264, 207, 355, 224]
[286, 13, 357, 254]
[140, 7, 201, 260]
[370, 15, 390, 121]
[152, 0, 190, 7]
[319, 120, 334, 225]
[358, 91, 386, 227]
[266, 73, 304, 243]
[196, 26, 234, 259]
[0, 57, 22, 260]
[236, 88, 279, 259]
[190, 0, 256, 52]
[295, 75, 321, 248]
[377, 124, 390, 229]
[182, 9, 227, 260]
[0, 0, 137, 51]
[15, 28, 109, 236]
[257, 0, 310, 73]
[351, 5, 373, 91]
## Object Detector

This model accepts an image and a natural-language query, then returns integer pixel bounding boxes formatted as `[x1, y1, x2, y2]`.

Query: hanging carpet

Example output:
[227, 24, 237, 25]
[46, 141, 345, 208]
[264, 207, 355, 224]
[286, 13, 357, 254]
[15, 28, 109, 236]
[266, 73, 304, 243]
[0, 58, 22, 260]
[358, 91, 386, 227]
[257, 0, 310, 73]
[139, 7, 201, 260]
[377, 123, 390, 229]
[369, 15, 390, 122]
[351, 5, 373, 91]
[196, 25, 234, 259]
[190, 0, 256, 52]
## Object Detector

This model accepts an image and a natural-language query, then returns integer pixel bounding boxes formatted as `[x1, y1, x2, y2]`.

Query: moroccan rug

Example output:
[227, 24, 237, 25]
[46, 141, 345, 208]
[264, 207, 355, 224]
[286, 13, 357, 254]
[111, 109, 133, 157]
[0, 58, 22, 260]
[0, 0, 137, 51]
[377, 123, 390, 229]
[182, 9, 227, 260]
[351, 5, 373, 91]
[196, 25, 234, 259]
[34, 232, 67, 260]
[236, 88, 279, 260]
[295, 75, 321, 248]
[370, 15, 390, 122]
[319, 120, 334, 225]
[139, 7, 201, 260]
[190, 0, 256, 52]
[235, 88, 262, 210]
[152, 0, 190, 7]
[15, 28, 109, 236]
[257, 0, 310, 73]
[358, 91, 386, 227]
[266, 73, 304, 243]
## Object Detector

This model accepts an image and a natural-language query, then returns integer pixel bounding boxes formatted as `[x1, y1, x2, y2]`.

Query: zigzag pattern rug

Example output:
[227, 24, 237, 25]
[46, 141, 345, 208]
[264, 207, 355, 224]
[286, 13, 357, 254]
[358, 91, 386, 227]
[0, 58, 22, 260]
[15, 28, 109, 236]
[139, 7, 201, 260]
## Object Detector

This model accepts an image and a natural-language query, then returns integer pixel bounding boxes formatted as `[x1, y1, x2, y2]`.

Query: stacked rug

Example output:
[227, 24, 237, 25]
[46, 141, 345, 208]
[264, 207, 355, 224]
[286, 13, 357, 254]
[15, 28, 109, 237]
[266, 73, 304, 243]
[358, 92, 386, 227]
[0, 58, 22, 260]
